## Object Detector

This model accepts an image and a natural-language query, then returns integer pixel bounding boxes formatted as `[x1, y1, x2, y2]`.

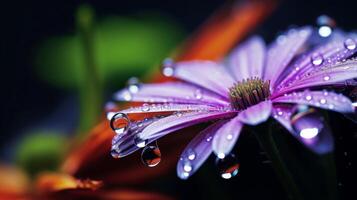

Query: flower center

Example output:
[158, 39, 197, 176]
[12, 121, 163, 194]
[229, 77, 270, 110]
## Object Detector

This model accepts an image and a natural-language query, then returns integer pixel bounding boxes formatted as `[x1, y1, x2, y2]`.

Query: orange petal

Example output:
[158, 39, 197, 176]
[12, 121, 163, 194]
[35, 172, 102, 193]
[0, 164, 30, 199]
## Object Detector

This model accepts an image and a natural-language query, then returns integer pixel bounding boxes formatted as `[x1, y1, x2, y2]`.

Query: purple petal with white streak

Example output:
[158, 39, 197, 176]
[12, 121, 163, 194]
[212, 116, 243, 158]
[264, 27, 312, 88]
[237, 100, 272, 125]
[273, 90, 354, 113]
[177, 121, 227, 179]
[276, 35, 357, 92]
[120, 103, 224, 115]
[173, 61, 235, 97]
[113, 82, 229, 106]
[274, 59, 357, 96]
[138, 111, 236, 141]
[228, 36, 266, 81]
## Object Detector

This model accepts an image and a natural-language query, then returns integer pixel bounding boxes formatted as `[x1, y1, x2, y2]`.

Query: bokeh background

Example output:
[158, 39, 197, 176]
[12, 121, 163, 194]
[0, 0, 356, 199]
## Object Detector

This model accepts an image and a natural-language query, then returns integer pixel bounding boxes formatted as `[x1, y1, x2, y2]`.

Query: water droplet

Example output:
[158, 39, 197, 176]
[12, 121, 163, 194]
[194, 89, 203, 100]
[183, 161, 193, 172]
[187, 149, 196, 160]
[344, 38, 356, 50]
[226, 134, 233, 140]
[122, 90, 132, 101]
[305, 95, 312, 101]
[110, 113, 130, 134]
[141, 103, 150, 112]
[134, 136, 148, 148]
[141, 144, 161, 167]
[161, 58, 175, 77]
[311, 53, 324, 66]
[127, 77, 140, 93]
[320, 99, 327, 104]
[317, 15, 335, 38]
[216, 154, 239, 179]
[323, 76, 330, 81]
[291, 107, 323, 140]
[111, 149, 120, 159]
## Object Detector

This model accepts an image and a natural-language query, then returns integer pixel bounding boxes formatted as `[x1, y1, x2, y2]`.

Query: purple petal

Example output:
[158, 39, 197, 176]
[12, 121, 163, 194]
[272, 90, 354, 113]
[177, 121, 226, 179]
[114, 82, 229, 106]
[271, 104, 294, 131]
[212, 116, 243, 158]
[111, 117, 160, 158]
[138, 111, 236, 141]
[237, 100, 272, 125]
[264, 27, 312, 88]
[120, 104, 225, 115]
[228, 36, 266, 81]
[274, 59, 357, 96]
[276, 34, 357, 91]
[173, 61, 235, 97]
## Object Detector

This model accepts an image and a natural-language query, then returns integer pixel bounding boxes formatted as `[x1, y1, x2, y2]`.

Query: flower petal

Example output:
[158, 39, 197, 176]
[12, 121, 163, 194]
[274, 59, 357, 96]
[276, 34, 357, 91]
[272, 90, 354, 113]
[138, 111, 236, 141]
[228, 36, 266, 81]
[177, 121, 226, 179]
[237, 100, 272, 125]
[264, 27, 312, 87]
[113, 82, 229, 106]
[118, 104, 224, 116]
[173, 61, 235, 97]
[212, 116, 243, 158]
[271, 104, 294, 131]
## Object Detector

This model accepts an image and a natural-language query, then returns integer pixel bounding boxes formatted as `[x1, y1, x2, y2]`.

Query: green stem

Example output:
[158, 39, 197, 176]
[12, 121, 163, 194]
[76, 5, 103, 136]
[253, 124, 303, 200]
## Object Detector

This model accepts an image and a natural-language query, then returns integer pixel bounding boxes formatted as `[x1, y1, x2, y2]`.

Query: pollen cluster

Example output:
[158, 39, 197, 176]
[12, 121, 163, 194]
[229, 77, 270, 110]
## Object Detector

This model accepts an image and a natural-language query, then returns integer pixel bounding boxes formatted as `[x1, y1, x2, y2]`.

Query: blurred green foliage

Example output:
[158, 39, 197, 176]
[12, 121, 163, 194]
[15, 132, 67, 176]
[35, 15, 184, 90]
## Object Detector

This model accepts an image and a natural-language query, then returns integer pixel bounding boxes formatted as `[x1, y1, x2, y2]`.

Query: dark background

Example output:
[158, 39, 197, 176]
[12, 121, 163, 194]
[0, 0, 356, 199]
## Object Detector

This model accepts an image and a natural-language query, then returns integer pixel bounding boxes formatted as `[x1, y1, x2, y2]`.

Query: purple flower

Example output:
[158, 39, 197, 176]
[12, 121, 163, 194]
[109, 26, 357, 179]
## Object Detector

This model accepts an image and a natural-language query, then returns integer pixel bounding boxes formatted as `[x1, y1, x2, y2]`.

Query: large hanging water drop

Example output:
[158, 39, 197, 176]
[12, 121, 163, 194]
[161, 58, 175, 77]
[216, 154, 240, 179]
[291, 106, 323, 140]
[141, 143, 161, 167]
[110, 113, 130, 134]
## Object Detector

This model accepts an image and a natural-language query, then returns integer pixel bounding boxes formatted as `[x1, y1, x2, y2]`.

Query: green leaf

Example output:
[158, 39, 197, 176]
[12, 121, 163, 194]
[15, 132, 67, 176]
[34, 15, 184, 89]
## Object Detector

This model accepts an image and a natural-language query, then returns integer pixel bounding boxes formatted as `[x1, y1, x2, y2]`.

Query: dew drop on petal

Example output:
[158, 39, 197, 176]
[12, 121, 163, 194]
[311, 53, 324, 66]
[110, 113, 130, 134]
[344, 38, 356, 50]
[122, 90, 132, 101]
[141, 103, 150, 112]
[216, 154, 240, 179]
[194, 89, 203, 100]
[161, 58, 175, 77]
[127, 77, 140, 94]
[323, 76, 330, 81]
[141, 144, 161, 167]
[187, 149, 196, 161]
[291, 106, 323, 140]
